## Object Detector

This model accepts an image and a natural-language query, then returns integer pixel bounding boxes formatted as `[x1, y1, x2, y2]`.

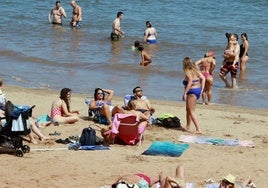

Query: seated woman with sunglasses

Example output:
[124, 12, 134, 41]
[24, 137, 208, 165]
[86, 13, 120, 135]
[89, 88, 114, 126]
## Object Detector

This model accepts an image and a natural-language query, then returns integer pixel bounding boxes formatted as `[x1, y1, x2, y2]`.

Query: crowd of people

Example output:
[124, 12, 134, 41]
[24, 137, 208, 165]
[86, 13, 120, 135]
[0, 1, 253, 187]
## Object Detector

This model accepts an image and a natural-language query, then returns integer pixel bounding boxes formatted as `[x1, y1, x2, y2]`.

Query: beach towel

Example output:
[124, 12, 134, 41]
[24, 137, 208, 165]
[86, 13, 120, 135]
[178, 134, 254, 147]
[37, 114, 51, 123]
[142, 141, 189, 157]
[68, 143, 110, 150]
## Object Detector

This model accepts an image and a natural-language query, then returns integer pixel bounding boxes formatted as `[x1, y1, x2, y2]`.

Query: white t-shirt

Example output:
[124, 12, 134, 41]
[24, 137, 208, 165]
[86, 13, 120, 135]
[0, 89, 6, 110]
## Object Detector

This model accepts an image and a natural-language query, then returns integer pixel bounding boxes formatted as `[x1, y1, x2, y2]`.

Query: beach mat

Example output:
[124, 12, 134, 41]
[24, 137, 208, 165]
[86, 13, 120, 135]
[142, 141, 189, 157]
[178, 134, 255, 147]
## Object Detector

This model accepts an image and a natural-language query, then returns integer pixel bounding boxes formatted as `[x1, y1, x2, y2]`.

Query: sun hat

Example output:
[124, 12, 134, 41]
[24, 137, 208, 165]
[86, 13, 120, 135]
[223, 174, 236, 184]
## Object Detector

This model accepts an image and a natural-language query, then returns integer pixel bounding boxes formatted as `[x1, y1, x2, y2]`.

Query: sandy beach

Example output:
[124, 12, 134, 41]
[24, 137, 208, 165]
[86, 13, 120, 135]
[0, 85, 267, 188]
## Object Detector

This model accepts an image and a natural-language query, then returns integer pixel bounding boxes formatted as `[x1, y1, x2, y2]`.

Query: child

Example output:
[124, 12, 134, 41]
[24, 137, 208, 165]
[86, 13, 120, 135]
[138, 45, 152, 66]
[131, 40, 140, 51]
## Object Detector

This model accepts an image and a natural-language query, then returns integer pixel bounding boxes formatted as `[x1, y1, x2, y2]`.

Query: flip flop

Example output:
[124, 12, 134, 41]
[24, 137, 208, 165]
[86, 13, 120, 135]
[49, 131, 61, 136]
[69, 135, 79, 141]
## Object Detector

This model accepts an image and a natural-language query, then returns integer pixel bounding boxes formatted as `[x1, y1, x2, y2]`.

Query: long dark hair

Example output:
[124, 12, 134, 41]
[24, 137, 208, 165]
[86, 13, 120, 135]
[60, 88, 71, 112]
[94, 88, 105, 100]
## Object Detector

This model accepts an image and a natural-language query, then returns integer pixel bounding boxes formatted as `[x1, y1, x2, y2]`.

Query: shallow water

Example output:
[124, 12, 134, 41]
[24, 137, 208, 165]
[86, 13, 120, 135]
[0, 0, 268, 109]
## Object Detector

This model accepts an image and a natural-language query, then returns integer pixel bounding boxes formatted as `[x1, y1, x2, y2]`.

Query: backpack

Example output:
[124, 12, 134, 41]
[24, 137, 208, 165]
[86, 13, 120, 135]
[156, 114, 182, 128]
[79, 127, 102, 146]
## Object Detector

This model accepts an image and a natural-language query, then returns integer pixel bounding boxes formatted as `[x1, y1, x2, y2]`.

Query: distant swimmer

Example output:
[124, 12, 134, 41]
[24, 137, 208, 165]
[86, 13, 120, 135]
[138, 45, 151, 66]
[144, 21, 157, 44]
[111, 11, 124, 41]
[70, 0, 82, 28]
[48, 1, 67, 25]
[239, 33, 249, 71]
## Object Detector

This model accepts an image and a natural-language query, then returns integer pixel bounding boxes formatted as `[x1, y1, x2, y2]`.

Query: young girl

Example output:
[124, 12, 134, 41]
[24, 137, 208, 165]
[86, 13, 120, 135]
[182, 57, 205, 134]
[138, 46, 152, 66]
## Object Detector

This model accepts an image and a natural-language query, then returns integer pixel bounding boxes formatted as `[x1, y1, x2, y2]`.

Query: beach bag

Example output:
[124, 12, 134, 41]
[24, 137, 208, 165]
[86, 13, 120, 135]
[156, 114, 182, 128]
[79, 127, 102, 146]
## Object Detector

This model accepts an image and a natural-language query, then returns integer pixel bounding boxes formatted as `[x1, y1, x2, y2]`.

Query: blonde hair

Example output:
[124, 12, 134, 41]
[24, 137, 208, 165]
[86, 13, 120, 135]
[182, 57, 200, 77]
[0, 77, 3, 87]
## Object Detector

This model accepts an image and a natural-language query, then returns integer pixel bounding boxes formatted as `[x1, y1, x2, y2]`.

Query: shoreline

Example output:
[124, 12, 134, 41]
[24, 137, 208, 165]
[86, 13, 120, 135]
[5, 84, 268, 116]
[1, 84, 268, 187]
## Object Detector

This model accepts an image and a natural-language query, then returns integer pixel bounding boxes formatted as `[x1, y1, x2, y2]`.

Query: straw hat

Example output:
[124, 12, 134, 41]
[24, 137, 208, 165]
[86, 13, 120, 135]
[223, 174, 236, 184]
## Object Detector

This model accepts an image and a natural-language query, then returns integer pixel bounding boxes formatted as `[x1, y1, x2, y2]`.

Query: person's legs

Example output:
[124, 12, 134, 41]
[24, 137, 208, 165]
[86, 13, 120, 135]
[53, 115, 78, 124]
[100, 103, 112, 125]
[206, 77, 213, 105]
[219, 64, 231, 88]
[29, 118, 51, 141]
[240, 56, 248, 71]
[175, 164, 185, 179]
[185, 104, 191, 131]
[230, 63, 238, 89]
[28, 132, 38, 144]
[186, 95, 201, 134]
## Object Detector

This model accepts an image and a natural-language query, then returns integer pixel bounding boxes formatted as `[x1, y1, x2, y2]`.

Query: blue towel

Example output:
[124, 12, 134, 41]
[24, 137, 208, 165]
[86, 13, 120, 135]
[37, 114, 51, 123]
[195, 136, 238, 146]
[79, 145, 110, 150]
[142, 141, 189, 157]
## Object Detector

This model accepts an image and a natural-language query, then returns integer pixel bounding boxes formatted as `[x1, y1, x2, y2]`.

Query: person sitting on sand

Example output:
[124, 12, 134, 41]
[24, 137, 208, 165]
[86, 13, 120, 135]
[131, 86, 155, 120]
[0, 77, 52, 144]
[138, 45, 152, 66]
[50, 88, 79, 125]
[89, 88, 114, 126]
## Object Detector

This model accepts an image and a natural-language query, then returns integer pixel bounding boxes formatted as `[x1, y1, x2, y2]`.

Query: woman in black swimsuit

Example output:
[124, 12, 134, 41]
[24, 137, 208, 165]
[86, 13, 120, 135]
[239, 33, 249, 71]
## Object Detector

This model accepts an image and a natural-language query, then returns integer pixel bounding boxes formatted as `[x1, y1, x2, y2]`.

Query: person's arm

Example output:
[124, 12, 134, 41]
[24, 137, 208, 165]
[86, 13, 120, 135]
[145, 100, 155, 114]
[114, 19, 124, 35]
[154, 28, 157, 38]
[195, 58, 203, 69]
[60, 7, 67, 18]
[233, 44, 240, 66]
[144, 29, 148, 42]
[89, 100, 100, 110]
[61, 101, 75, 116]
[103, 89, 114, 102]
[48, 9, 52, 23]
[209, 59, 216, 75]
[182, 75, 192, 101]
[76, 6, 82, 21]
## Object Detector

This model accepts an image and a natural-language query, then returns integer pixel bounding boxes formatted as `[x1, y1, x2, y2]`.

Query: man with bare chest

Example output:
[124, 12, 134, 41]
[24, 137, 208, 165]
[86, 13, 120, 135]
[70, 0, 82, 28]
[48, 1, 67, 25]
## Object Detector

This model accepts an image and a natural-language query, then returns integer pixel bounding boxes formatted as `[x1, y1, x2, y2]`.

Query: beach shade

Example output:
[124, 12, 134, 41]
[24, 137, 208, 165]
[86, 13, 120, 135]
[142, 141, 189, 157]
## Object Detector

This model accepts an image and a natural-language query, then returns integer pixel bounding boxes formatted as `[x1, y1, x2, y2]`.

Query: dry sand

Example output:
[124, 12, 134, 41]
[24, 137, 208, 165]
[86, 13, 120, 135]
[0, 85, 267, 188]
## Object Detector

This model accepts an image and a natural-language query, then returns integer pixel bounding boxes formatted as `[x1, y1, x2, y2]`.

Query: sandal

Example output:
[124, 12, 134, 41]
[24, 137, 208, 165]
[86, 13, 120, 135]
[49, 131, 61, 136]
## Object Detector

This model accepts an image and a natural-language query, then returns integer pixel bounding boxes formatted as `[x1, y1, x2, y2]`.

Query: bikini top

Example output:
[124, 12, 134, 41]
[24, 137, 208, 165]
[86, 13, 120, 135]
[183, 79, 199, 86]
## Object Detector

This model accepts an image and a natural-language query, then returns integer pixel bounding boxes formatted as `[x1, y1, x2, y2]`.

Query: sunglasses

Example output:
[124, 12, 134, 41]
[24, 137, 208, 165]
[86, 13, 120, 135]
[135, 89, 142, 93]
[97, 92, 104, 95]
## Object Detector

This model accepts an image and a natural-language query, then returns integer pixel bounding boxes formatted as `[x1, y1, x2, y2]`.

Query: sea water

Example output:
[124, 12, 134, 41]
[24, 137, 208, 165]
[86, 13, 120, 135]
[0, 0, 268, 109]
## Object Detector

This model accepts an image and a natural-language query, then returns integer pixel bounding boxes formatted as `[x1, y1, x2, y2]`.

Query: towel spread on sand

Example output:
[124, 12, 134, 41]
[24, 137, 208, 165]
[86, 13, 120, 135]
[142, 141, 189, 157]
[178, 134, 255, 148]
